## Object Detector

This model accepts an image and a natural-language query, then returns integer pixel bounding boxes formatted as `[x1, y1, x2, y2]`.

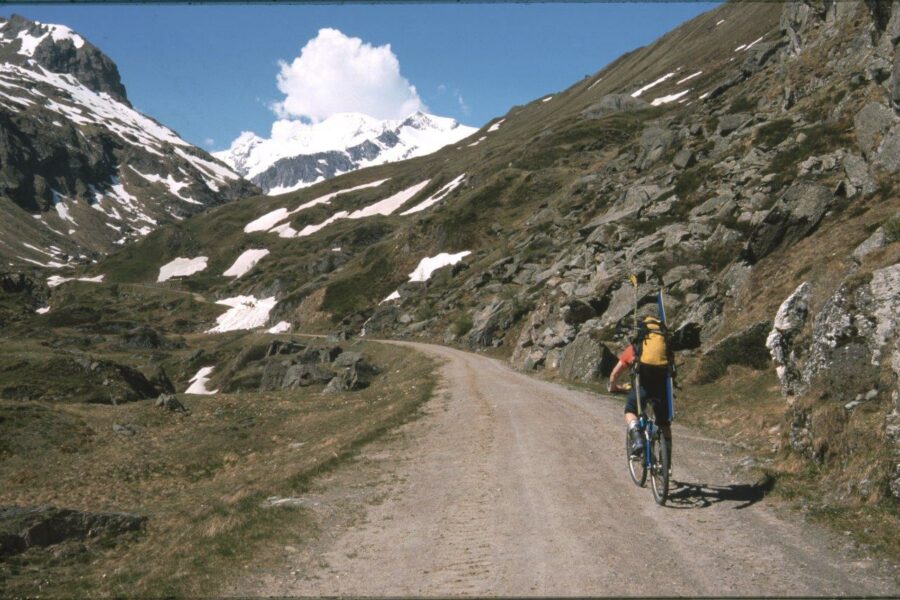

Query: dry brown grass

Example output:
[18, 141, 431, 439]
[0, 339, 437, 597]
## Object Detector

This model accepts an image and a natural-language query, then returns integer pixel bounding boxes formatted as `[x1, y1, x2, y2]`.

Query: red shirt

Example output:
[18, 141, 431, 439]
[618, 345, 635, 366]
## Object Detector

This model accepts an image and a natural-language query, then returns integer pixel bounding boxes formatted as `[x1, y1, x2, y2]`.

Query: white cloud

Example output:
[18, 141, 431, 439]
[455, 90, 470, 116]
[272, 28, 425, 123]
[203, 137, 215, 147]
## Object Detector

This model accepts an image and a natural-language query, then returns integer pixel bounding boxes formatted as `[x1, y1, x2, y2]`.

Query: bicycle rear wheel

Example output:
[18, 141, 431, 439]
[650, 433, 669, 505]
[626, 429, 646, 487]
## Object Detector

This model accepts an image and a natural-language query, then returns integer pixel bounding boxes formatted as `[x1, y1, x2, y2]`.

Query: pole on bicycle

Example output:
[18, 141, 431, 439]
[629, 273, 641, 418]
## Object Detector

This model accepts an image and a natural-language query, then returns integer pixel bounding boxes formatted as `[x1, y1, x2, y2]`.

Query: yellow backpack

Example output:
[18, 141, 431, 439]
[634, 317, 670, 367]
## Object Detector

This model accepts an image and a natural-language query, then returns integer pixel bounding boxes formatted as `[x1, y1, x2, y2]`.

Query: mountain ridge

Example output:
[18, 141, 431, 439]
[215, 110, 477, 195]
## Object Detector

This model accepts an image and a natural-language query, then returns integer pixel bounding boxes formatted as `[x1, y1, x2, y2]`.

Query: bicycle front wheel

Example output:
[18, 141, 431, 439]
[626, 429, 646, 487]
[650, 433, 669, 505]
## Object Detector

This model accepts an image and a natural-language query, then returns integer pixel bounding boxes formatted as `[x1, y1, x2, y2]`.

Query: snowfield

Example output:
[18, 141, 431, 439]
[207, 295, 278, 333]
[223, 249, 270, 278]
[157, 257, 208, 282]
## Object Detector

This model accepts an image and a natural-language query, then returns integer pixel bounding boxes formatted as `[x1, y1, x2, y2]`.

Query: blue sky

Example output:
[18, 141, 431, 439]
[5, 3, 717, 151]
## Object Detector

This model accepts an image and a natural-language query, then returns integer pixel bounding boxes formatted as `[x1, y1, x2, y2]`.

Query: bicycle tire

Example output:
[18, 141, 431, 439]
[650, 433, 669, 505]
[626, 429, 646, 487]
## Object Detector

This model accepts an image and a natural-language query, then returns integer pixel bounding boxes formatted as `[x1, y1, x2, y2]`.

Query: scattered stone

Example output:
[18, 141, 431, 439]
[112, 423, 137, 436]
[155, 393, 186, 413]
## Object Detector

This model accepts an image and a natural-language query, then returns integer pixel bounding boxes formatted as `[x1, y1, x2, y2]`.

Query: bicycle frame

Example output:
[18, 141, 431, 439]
[637, 415, 658, 469]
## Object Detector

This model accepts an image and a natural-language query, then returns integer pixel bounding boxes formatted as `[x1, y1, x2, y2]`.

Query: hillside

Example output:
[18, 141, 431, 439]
[0, 14, 257, 268]
[1, 0, 899, 591]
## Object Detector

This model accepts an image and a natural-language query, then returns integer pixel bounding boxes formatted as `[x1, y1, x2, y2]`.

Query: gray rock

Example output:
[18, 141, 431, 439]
[693, 321, 773, 383]
[875, 124, 900, 173]
[282, 363, 334, 389]
[718, 113, 751, 136]
[852, 227, 887, 259]
[154, 393, 186, 413]
[112, 423, 137, 436]
[766, 282, 811, 399]
[581, 94, 649, 119]
[673, 149, 696, 169]
[334, 352, 364, 369]
[0, 506, 146, 557]
[260, 360, 290, 391]
[558, 334, 617, 382]
[843, 153, 877, 197]
[853, 102, 895, 158]
[745, 183, 834, 262]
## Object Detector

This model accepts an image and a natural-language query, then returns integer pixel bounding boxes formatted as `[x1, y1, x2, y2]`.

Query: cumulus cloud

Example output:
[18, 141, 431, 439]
[272, 28, 425, 122]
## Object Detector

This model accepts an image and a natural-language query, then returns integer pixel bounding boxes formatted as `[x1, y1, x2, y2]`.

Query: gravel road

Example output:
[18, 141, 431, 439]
[242, 342, 898, 597]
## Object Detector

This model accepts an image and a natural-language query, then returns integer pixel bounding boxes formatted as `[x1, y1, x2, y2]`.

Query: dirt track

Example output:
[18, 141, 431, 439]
[240, 342, 898, 597]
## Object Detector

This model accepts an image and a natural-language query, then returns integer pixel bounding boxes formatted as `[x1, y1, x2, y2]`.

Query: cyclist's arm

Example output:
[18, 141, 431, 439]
[608, 359, 629, 392]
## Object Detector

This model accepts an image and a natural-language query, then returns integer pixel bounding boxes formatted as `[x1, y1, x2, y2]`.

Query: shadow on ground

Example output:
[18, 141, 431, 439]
[666, 475, 775, 510]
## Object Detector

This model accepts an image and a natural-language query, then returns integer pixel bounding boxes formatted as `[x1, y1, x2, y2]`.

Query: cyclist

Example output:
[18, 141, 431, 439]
[607, 316, 673, 460]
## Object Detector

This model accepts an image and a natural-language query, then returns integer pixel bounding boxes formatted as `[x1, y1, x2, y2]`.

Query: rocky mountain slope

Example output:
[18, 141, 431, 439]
[0, 14, 257, 268]
[215, 111, 477, 195]
[4, 0, 900, 557]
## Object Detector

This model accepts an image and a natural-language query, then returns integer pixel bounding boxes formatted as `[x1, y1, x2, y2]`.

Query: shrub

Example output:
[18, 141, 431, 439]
[452, 312, 473, 337]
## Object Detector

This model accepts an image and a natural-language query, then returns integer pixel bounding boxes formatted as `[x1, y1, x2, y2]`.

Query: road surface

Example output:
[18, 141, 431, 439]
[239, 342, 898, 596]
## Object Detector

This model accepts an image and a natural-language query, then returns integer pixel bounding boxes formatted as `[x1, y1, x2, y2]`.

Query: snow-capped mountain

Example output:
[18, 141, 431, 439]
[0, 14, 257, 268]
[215, 111, 477, 195]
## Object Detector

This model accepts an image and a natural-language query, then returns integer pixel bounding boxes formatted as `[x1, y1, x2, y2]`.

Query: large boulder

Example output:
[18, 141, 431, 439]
[853, 102, 895, 158]
[766, 282, 811, 399]
[282, 363, 334, 389]
[693, 321, 773, 384]
[558, 333, 617, 382]
[745, 183, 834, 262]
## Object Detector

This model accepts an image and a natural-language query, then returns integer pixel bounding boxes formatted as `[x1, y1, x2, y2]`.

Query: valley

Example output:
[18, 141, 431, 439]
[1, 0, 899, 596]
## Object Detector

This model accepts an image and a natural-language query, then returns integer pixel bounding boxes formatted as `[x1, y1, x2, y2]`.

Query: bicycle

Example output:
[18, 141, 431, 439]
[626, 400, 670, 505]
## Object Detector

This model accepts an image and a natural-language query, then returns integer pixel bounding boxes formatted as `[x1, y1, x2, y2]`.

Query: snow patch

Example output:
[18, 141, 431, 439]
[676, 71, 703, 85]
[35, 306, 50, 314]
[185, 366, 218, 395]
[541, 96, 553, 103]
[157, 256, 208, 282]
[487, 119, 505, 132]
[468, 136, 487, 147]
[631, 72, 676, 98]
[650, 89, 691, 106]
[267, 321, 291, 334]
[223, 249, 269, 278]
[381, 290, 401, 304]
[408, 251, 471, 282]
[401, 174, 465, 216]
[207, 295, 278, 333]
[47, 274, 104, 288]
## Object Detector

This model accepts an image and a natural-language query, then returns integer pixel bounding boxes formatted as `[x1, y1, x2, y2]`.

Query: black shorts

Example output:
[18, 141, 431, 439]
[624, 364, 671, 425]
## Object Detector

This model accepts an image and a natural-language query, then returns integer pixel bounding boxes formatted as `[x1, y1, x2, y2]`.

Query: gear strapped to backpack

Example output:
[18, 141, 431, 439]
[631, 316, 673, 368]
